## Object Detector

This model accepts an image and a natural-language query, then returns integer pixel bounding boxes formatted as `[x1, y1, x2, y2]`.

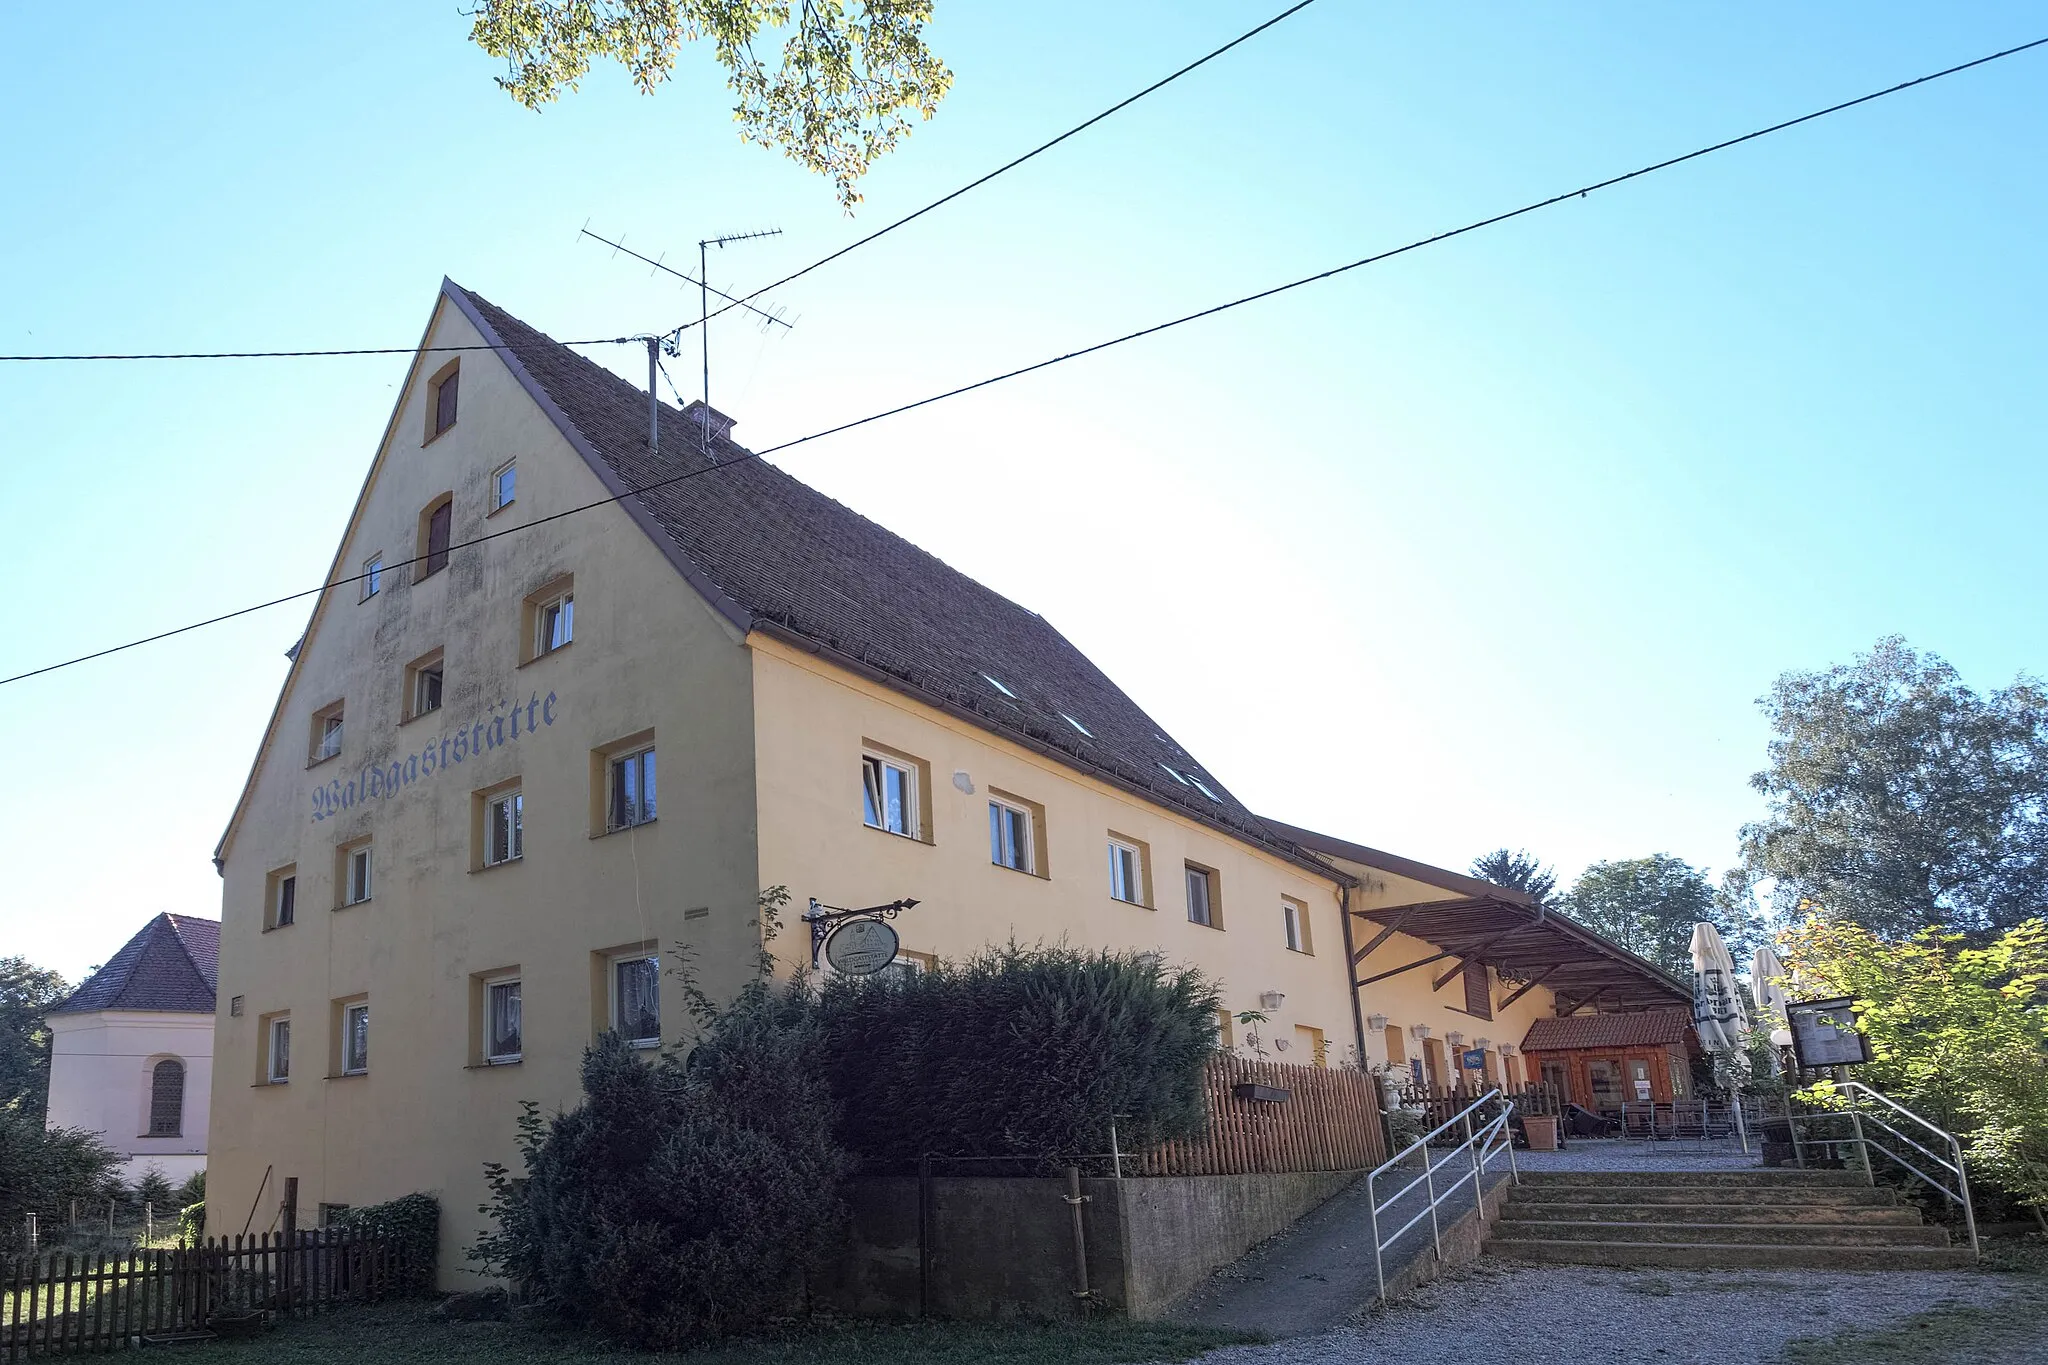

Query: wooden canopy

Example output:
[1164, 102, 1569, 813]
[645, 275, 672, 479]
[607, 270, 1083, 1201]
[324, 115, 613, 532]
[1350, 895, 1692, 1014]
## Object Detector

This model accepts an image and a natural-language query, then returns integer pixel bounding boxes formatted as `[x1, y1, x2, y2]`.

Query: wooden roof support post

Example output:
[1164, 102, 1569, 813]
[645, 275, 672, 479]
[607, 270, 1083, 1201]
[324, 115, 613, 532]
[1349, 906, 1422, 966]
[1355, 947, 1458, 989]
[1497, 964, 1562, 1011]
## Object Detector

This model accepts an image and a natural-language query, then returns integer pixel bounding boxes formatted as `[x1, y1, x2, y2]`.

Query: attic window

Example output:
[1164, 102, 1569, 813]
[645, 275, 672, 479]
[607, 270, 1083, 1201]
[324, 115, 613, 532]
[981, 673, 1017, 699]
[1059, 713, 1093, 738]
[1158, 763, 1189, 786]
[428, 361, 459, 441]
[1189, 776, 1223, 803]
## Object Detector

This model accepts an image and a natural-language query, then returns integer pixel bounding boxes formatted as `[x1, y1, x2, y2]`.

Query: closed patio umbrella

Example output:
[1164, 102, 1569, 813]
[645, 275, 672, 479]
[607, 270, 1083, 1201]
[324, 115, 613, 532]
[1690, 922, 1749, 1055]
[1751, 944, 1795, 1048]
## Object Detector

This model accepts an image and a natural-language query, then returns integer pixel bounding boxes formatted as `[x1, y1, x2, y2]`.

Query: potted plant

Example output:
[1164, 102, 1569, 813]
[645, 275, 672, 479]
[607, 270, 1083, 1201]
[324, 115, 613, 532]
[1521, 1112, 1561, 1152]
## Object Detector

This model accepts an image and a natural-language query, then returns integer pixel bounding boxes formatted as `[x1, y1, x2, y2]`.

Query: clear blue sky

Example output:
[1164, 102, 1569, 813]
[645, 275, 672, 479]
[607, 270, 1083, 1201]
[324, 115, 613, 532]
[3, 2, 2043, 980]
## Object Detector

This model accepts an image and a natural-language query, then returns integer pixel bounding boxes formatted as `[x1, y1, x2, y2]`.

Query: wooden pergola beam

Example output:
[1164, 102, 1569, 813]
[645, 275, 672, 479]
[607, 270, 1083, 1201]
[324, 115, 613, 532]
[1497, 964, 1562, 1010]
[1349, 906, 1419, 966]
[1355, 947, 1457, 989]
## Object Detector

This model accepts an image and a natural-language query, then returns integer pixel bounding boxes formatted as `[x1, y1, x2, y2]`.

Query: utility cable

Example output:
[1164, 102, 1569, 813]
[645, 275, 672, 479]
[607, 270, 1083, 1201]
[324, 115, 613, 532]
[3, 34, 2041, 688]
[663, 0, 1324, 337]
[0, 339, 635, 362]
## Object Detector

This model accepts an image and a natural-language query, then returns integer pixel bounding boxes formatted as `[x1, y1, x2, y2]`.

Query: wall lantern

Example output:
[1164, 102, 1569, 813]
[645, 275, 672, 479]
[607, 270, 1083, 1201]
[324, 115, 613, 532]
[1259, 990, 1286, 1011]
[1501, 1044, 1518, 1058]
[1136, 951, 1163, 970]
[1473, 1037, 1492, 1050]
[1409, 1024, 1432, 1041]
[1446, 1031, 1465, 1047]
[1365, 1013, 1389, 1032]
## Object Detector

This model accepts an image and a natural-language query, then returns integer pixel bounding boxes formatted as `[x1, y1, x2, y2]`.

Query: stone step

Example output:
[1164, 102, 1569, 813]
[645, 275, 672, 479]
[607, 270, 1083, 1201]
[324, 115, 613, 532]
[1499, 1201, 1925, 1226]
[1506, 1183, 1894, 1207]
[1496, 1218, 1949, 1248]
[1517, 1170, 1866, 1188]
[1485, 1237, 1976, 1271]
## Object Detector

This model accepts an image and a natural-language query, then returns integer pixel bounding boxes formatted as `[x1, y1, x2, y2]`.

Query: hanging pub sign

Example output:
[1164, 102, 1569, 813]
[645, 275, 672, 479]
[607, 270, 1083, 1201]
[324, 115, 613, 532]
[1787, 996, 1871, 1069]
[824, 917, 901, 977]
[1462, 1049, 1486, 1070]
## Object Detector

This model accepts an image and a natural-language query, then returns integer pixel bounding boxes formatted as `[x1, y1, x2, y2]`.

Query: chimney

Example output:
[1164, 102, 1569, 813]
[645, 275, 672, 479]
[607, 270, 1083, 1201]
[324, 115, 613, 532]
[679, 400, 737, 451]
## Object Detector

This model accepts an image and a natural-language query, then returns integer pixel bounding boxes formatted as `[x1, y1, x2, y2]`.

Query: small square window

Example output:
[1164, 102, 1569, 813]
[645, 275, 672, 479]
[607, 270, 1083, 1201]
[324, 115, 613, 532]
[360, 555, 382, 602]
[491, 460, 517, 512]
[862, 754, 918, 838]
[1185, 864, 1218, 928]
[340, 841, 372, 906]
[485, 977, 522, 1063]
[485, 791, 524, 866]
[266, 1016, 291, 1084]
[310, 701, 344, 764]
[611, 954, 659, 1047]
[341, 1002, 369, 1075]
[608, 747, 657, 830]
[989, 798, 1034, 874]
[536, 593, 573, 657]
[1108, 838, 1144, 905]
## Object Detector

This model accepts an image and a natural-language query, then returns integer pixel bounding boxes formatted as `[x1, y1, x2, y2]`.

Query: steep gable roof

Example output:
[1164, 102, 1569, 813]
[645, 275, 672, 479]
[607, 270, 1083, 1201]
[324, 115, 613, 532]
[51, 914, 219, 1015]
[448, 283, 1337, 878]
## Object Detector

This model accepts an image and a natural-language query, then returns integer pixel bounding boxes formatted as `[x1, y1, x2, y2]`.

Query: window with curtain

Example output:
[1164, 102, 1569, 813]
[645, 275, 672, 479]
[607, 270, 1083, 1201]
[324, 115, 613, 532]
[486, 979, 522, 1062]
[608, 747, 657, 830]
[342, 1002, 369, 1075]
[147, 1059, 184, 1136]
[613, 955, 659, 1046]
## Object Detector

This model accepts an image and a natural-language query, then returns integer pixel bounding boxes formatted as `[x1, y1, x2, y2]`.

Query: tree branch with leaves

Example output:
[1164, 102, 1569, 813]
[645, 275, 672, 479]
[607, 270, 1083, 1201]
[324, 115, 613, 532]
[469, 0, 952, 208]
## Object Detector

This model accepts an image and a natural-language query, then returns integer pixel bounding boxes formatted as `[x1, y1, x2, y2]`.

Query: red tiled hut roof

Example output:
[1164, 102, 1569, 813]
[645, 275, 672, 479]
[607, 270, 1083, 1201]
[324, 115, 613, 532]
[1521, 1009, 1695, 1052]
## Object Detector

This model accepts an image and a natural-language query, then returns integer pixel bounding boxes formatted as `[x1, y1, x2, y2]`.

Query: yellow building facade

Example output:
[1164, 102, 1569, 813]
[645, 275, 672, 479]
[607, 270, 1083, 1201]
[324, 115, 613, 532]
[207, 284, 1374, 1279]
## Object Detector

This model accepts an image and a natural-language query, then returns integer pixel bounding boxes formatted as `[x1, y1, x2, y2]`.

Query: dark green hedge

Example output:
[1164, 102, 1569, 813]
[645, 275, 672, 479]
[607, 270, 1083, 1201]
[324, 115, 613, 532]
[329, 1192, 439, 1294]
[815, 943, 1218, 1168]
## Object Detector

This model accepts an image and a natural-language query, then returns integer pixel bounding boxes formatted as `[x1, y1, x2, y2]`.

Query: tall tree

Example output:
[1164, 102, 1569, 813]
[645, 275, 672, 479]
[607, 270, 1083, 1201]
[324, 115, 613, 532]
[1470, 848, 1559, 908]
[468, 1, 952, 208]
[0, 958, 69, 1123]
[1558, 855, 1738, 979]
[1740, 636, 2048, 939]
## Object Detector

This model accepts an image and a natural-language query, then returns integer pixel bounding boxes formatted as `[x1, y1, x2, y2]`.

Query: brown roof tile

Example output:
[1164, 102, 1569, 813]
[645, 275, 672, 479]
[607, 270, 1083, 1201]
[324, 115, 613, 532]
[51, 914, 218, 1015]
[1521, 1009, 1695, 1052]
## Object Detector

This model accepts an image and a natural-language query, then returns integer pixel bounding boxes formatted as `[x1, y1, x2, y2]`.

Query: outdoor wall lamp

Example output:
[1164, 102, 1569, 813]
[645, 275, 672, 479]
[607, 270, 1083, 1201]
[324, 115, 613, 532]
[1409, 1024, 1431, 1040]
[1501, 1044, 1518, 1058]
[1474, 1037, 1491, 1049]
[1365, 1013, 1389, 1032]
[1259, 990, 1286, 1011]
[1446, 1031, 1465, 1047]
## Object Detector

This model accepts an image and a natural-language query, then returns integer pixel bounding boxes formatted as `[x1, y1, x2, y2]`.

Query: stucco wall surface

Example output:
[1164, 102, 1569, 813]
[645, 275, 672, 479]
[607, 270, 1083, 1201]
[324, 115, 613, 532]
[47, 1012, 212, 1183]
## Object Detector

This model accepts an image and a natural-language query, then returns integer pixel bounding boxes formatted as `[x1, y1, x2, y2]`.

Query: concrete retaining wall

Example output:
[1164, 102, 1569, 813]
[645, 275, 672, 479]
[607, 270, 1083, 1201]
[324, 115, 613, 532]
[827, 1169, 1362, 1320]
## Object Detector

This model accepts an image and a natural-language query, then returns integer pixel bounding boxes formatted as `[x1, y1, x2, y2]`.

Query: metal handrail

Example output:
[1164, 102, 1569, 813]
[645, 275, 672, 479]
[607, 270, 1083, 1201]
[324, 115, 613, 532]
[1788, 1080, 1978, 1259]
[1366, 1087, 1518, 1303]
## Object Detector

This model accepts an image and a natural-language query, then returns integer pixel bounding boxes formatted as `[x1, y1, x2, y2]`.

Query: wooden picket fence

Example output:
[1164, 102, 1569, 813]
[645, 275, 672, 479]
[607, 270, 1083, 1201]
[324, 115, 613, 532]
[1395, 1081, 1561, 1132]
[1, 1229, 419, 1357]
[1136, 1056, 1388, 1176]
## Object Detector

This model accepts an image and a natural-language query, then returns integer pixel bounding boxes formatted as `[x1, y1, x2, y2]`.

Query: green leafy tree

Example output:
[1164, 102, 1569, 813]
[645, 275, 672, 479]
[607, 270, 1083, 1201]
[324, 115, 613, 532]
[1559, 854, 1751, 978]
[0, 957, 70, 1122]
[1470, 849, 1559, 908]
[0, 1106, 122, 1228]
[469, 0, 952, 208]
[1780, 916, 2048, 1229]
[1741, 636, 2048, 939]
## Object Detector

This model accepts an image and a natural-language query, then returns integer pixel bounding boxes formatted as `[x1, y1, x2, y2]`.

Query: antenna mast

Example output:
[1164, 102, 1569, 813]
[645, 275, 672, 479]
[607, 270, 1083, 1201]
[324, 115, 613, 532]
[697, 228, 782, 451]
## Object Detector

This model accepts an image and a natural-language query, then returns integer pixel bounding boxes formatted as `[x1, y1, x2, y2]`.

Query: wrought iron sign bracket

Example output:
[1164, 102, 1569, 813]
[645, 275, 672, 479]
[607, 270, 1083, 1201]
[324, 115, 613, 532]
[804, 897, 919, 968]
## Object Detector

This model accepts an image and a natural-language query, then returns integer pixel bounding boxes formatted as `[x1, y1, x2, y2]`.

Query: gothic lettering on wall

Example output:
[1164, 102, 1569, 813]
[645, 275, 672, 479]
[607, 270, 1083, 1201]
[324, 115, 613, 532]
[310, 691, 559, 823]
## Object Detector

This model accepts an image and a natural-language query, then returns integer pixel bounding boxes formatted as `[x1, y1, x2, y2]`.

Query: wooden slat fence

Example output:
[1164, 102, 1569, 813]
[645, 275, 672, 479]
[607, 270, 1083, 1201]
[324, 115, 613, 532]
[1395, 1081, 1560, 1133]
[1, 1229, 418, 1357]
[1137, 1056, 1388, 1176]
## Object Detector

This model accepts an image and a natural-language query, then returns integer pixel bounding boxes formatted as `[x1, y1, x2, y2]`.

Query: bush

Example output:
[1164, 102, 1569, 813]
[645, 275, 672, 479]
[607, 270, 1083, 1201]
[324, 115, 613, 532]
[131, 1167, 174, 1213]
[179, 1199, 204, 1245]
[472, 977, 846, 1348]
[814, 942, 1218, 1168]
[329, 1192, 440, 1293]
[0, 1103, 122, 1228]
[174, 1169, 205, 1210]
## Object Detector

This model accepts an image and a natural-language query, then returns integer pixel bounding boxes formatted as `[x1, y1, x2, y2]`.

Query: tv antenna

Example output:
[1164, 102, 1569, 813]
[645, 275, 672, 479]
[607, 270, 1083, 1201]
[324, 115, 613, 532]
[692, 228, 783, 451]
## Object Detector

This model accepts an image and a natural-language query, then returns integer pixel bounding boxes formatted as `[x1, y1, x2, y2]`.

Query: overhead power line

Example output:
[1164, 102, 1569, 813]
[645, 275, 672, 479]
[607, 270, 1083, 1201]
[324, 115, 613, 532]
[3, 34, 2041, 688]
[666, 0, 1325, 336]
[0, 339, 636, 363]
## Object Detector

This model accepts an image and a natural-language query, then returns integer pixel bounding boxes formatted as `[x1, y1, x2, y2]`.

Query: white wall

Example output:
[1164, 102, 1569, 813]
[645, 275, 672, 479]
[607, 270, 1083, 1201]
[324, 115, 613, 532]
[46, 1011, 212, 1185]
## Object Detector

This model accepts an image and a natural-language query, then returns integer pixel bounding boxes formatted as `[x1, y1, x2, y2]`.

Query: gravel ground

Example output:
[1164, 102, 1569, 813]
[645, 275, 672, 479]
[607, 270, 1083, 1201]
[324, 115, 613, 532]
[1517, 1139, 1770, 1172]
[1193, 1261, 2019, 1365]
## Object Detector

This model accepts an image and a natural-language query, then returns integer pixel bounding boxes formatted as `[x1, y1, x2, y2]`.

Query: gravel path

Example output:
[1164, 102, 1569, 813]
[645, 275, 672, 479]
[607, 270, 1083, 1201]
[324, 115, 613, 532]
[1193, 1261, 2019, 1365]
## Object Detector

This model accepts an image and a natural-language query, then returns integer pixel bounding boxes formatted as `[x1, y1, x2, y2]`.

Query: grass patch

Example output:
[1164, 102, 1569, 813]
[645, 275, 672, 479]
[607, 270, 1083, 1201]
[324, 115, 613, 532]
[1779, 1237, 2048, 1365]
[176, 1301, 1258, 1365]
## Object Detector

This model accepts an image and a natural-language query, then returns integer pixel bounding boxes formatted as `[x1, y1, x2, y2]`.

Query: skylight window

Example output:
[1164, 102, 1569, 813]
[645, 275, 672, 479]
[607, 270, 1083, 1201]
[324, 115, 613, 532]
[1189, 776, 1223, 803]
[1060, 713, 1093, 738]
[1159, 763, 1190, 786]
[981, 673, 1018, 699]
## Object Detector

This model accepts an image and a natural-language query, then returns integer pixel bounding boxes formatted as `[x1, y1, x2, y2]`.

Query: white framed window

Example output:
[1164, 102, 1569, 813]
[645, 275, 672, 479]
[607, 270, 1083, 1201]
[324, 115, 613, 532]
[1283, 897, 1309, 953]
[360, 555, 382, 601]
[1186, 864, 1217, 928]
[411, 658, 444, 718]
[535, 591, 573, 657]
[989, 798, 1034, 873]
[267, 867, 297, 929]
[485, 790, 524, 866]
[267, 1017, 291, 1084]
[485, 977, 522, 1063]
[611, 954, 659, 1047]
[608, 746, 656, 830]
[341, 1002, 369, 1075]
[880, 951, 932, 983]
[862, 753, 918, 837]
[311, 702, 344, 762]
[1108, 838, 1143, 905]
[491, 460, 517, 512]
[343, 842, 372, 905]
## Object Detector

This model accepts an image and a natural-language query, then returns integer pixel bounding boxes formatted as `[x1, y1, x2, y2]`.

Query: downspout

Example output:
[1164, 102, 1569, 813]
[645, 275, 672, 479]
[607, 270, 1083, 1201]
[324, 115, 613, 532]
[1338, 883, 1368, 1069]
